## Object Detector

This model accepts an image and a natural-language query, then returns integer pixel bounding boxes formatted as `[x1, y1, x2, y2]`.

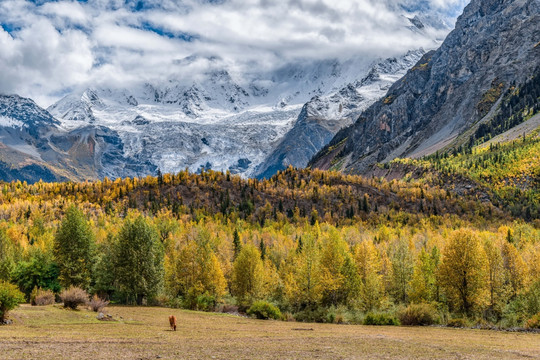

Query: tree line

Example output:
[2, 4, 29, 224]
[0, 193, 538, 327]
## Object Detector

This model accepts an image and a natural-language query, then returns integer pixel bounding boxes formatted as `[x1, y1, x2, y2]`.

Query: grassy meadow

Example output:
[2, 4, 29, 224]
[0, 304, 538, 360]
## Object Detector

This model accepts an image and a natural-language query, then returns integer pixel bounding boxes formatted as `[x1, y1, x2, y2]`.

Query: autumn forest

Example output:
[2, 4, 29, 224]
[0, 128, 539, 330]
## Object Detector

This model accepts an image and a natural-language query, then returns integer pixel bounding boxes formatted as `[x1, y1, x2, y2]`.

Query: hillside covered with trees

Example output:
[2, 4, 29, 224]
[0, 129, 539, 329]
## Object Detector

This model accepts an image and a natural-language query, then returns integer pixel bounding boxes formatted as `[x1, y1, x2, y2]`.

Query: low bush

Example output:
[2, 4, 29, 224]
[183, 290, 217, 311]
[364, 312, 399, 326]
[247, 300, 281, 320]
[281, 311, 295, 322]
[59, 286, 89, 310]
[193, 294, 217, 312]
[30, 287, 55, 306]
[447, 317, 470, 328]
[216, 304, 239, 315]
[168, 297, 184, 309]
[0, 281, 25, 322]
[89, 294, 109, 312]
[293, 307, 328, 323]
[525, 313, 540, 329]
[326, 306, 349, 324]
[346, 310, 365, 325]
[151, 294, 171, 307]
[398, 303, 439, 326]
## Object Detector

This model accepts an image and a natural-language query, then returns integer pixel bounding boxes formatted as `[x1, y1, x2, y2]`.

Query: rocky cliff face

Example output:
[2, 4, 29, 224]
[310, 0, 540, 173]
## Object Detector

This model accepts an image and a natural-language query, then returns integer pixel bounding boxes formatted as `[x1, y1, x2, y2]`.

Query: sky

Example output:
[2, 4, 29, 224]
[0, 0, 469, 107]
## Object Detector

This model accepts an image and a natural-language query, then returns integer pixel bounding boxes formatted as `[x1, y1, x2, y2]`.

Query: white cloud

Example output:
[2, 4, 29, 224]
[0, 0, 469, 107]
[39, 1, 90, 27]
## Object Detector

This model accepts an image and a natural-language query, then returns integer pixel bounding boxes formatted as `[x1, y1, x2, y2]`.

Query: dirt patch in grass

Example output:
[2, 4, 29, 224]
[0, 305, 538, 359]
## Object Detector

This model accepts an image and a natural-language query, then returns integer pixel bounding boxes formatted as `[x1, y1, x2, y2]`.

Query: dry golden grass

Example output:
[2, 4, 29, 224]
[0, 304, 538, 359]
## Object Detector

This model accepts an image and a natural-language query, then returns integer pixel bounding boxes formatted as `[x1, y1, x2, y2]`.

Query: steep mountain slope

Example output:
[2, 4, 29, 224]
[0, 49, 431, 183]
[310, 0, 540, 173]
[367, 117, 540, 220]
[254, 50, 424, 179]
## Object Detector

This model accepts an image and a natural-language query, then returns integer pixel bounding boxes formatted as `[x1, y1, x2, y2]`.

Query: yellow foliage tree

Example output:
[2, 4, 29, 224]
[353, 240, 384, 311]
[408, 247, 438, 304]
[281, 234, 323, 309]
[166, 238, 226, 304]
[231, 244, 266, 305]
[319, 229, 351, 306]
[439, 229, 488, 315]
[502, 242, 528, 299]
[483, 239, 509, 316]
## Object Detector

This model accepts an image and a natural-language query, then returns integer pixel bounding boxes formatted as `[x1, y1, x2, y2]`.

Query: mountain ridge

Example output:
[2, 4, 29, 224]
[310, 0, 540, 174]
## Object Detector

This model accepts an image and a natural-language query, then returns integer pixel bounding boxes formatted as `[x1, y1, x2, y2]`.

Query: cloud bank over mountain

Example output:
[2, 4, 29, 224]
[0, 0, 468, 107]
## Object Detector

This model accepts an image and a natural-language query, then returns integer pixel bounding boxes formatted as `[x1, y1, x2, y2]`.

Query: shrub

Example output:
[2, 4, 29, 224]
[293, 307, 328, 323]
[247, 300, 281, 320]
[183, 291, 217, 311]
[325, 306, 348, 324]
[525, 313, 540, 329]
[168, 297, 184, 309]
[0, 281, 25, 322]
[326, 309, 336, 324]
[30, 287, 55, 306]
[281, 311, 295, 322]
[60, 286, 89, 310]
[89, 294, 109, 312]
[334, 313, 346, 324]
[216, 304, 240, 315]
[502, 297, 528, 328]
[398, 303, 439, 326]
[363, 312, 399, 326]
[194, 294, 217, 312]
[150, 294, 170, 307]
[447, 318, 470, 328]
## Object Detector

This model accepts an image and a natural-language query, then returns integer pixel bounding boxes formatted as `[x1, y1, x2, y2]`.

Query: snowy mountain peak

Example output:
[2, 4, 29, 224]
[0, 94, 58, 129]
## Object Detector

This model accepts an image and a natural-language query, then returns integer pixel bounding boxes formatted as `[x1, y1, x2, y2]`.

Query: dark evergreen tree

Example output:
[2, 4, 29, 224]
[233, 229, 242, 259]
[113, 216, 164, 304]
[54, 205, 95, 290]
[259, 238, 266, 260]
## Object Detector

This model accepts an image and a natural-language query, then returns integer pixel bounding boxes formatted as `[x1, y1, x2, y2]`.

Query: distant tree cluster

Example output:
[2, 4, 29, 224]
[418, 131, 539, 220]
[473, 72, 540, 145]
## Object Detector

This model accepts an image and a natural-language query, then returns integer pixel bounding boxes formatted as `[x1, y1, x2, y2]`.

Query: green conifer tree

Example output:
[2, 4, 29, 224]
[54, 206, 95, 290]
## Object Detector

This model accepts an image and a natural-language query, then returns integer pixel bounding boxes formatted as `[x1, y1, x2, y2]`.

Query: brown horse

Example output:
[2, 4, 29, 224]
[169, 315, 177, 331]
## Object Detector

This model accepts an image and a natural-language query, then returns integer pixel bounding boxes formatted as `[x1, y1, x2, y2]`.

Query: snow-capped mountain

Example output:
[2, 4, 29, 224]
[0, 94, 66, 182]
[254, 50, 425, 178]
[0, 93, 133, 183]
[46, 47, 433, 179]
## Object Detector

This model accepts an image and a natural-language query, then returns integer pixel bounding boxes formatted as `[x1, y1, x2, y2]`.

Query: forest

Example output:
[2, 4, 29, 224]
[0, 133, 539, 329]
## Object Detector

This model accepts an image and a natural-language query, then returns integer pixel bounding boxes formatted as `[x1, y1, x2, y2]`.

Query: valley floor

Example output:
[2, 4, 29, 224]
[0, 305, 539, 359]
